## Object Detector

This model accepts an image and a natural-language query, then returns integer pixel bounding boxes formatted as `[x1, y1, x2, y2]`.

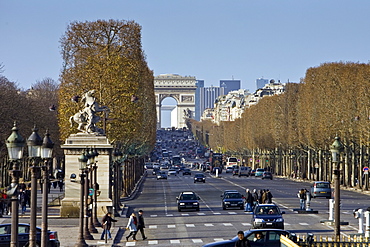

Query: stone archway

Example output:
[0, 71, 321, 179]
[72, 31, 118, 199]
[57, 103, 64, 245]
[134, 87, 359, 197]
[155, 74, 196, 129]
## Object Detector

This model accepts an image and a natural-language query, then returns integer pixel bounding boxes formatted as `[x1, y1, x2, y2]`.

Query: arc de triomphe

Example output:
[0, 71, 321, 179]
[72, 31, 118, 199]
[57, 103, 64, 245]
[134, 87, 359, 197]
[154, 74, 196, 129]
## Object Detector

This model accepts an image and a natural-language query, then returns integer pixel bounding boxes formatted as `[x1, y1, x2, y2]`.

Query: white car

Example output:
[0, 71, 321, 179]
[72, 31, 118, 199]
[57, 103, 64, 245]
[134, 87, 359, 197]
[168, 169, 177, 176]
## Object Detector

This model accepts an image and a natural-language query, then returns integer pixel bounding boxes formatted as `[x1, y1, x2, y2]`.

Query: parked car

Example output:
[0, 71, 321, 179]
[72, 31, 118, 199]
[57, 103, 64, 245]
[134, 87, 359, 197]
[194, 173, 206, 183]
[156, 171, 167, 180]
[221, 190, 244, 210]
[255, 168, 265, 177]
[232, 169, 239, 176]
[176, 191, 200, 212]
[310, 181, 332, 199]
[262, 171, 273, 180]
[202, 229, 300, 247]
[0, 223, 60, 247]
[251, 203, 285, 230]
[182, 168, 192, 175]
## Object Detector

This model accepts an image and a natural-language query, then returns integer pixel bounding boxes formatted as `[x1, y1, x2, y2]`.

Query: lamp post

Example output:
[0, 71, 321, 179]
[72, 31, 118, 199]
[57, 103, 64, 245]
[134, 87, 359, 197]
[83, 150, 94, 240]
[41, 130, 54, 247]
[91, 148, 101, 228]
[6, 122, 25, 247]
[87, 149, 98, 234]
[112, 149, 123, 217]
[330, 136, 344, 238]
[75, 151, 88, 247]
[27, 126, 43, 247]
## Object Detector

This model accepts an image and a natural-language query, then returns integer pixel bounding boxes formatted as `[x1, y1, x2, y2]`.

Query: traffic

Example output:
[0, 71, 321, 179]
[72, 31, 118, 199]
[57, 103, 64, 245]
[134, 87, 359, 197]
[119, 128, 370, 247]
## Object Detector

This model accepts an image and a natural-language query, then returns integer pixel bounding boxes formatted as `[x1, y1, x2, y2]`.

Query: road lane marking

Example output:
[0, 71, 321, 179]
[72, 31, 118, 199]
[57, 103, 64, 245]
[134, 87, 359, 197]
[186, 224, 195, 227]
[205, 223, 214, 226]
[223, 223, 233, 226]
[242, 223, 251, 226]
[213, 212, 221, 215]
[167, 225, 176, 228]
[214, 238, 224, 241]
[228, 212, 237, 214]
[197, 213, 205, 215]
[166, 214, 173, 216]
[149, 225, 157, 229]
[299, 223, 309, 225]
[150, 215, 158, 217]
[125, 242, 136, 246]
[181, 213, 190, 216]
[192, 239, 203, 243]
[170, 240, 181, 244]
[148, 240, 158, 244]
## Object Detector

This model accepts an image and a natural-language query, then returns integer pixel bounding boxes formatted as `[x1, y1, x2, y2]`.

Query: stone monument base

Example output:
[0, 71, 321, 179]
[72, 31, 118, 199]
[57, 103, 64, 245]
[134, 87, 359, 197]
[60, 197, 113, 218]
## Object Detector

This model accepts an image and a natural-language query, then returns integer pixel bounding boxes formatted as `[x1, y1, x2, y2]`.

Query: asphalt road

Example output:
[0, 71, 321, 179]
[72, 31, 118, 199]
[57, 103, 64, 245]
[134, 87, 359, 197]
[117, 168, 370, 247]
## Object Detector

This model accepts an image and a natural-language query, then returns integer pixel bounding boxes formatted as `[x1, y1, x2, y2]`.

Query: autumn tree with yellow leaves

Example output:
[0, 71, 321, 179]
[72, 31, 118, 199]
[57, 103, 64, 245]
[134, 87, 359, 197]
[59, 19, 156, 156]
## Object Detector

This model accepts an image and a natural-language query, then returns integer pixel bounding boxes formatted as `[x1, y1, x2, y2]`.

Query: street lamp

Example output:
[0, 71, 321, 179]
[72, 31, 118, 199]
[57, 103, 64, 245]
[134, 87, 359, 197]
[41, 130, 54, 247]
[75, 151, 88, 247]
[83, 149, 94, 240]
[87, 149, 98, 234]
[112, 149, 123, 216]
[6, 122, 25, 247]
[27, 126, 43, 247]
[330, 136, 344, 238]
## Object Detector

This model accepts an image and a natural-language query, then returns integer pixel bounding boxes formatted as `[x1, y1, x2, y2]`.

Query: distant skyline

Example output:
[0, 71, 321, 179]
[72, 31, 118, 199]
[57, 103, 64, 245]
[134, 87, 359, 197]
[1, 1, 370, 94]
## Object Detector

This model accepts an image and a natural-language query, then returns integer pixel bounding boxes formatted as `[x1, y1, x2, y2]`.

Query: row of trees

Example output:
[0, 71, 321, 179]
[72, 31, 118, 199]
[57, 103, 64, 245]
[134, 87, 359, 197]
[188, 62, 370, 189]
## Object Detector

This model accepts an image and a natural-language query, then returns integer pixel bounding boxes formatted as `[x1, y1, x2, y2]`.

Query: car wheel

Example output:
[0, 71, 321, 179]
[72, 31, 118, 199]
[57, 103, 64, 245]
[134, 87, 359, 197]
[240, 206, 244, 210]
[194, 181, 196, 183]
[196, 207, 200, 211]
[326, 196, 331, 199]
[178, 208, 181, 212]
[203, 181, 205, 183]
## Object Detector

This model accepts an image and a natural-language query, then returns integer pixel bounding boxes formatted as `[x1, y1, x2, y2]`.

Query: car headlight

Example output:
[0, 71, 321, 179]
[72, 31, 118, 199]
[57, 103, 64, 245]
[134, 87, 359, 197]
[254, 218, 264, 223]
[180, 203, 185, 205]
[225, 202, 230, 204]
[276, 218, 284, 222]
[193, 202, 198, 205]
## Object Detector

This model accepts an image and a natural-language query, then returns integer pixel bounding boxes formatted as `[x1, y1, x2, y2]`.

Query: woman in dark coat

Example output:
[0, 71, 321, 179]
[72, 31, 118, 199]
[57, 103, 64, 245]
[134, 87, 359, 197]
[100, 212, 117, 240]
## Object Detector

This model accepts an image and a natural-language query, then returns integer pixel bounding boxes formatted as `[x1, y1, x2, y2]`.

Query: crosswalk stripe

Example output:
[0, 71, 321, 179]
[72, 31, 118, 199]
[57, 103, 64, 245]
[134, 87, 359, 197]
[223, 223, 233, 226]
[148, 240, 158, 244]
[242, 223, 251, 226]
[205, 223, 214, 226]
[228, 212, 237, 214]
[170, 240, 181, 244]
[149, 225, 157, 229]
[167, 225, 176, 228]
[186, 224, 195, 227]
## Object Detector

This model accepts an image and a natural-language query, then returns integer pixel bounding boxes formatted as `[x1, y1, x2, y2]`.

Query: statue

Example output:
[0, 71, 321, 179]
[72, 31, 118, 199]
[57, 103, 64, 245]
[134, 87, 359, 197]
[69, 90, 109, 134]
[183, 108, 192, 119]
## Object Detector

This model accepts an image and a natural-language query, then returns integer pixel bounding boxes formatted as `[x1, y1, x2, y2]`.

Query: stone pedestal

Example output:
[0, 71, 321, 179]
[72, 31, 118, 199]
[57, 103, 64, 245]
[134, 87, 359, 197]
[60, 133, 113, 218]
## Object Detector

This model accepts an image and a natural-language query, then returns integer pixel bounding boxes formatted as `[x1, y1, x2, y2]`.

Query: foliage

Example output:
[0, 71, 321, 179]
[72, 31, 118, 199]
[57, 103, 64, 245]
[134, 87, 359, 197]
[59, 19, 156, 156]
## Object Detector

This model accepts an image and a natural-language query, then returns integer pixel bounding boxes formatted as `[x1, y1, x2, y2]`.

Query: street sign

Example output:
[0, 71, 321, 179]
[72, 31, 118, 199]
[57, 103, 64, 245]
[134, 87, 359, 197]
[363, 167, 369, 172]
[89, 188, 94, 196]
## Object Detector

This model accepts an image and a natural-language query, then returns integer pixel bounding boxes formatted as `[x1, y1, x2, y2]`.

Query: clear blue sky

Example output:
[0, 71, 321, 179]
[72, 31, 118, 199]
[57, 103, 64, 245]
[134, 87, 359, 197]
[1, 0, 370, 93]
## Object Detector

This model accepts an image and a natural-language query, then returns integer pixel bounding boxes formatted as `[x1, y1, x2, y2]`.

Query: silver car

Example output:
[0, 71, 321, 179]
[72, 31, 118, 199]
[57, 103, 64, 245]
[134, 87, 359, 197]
[310, 181, 331, 199]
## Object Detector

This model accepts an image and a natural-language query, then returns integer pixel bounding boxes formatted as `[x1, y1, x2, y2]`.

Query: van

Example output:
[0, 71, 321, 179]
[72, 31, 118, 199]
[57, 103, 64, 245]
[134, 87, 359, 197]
[238, 166, 251, 177]
[310, 181, 331, 199]
[226, 157, 238, 168]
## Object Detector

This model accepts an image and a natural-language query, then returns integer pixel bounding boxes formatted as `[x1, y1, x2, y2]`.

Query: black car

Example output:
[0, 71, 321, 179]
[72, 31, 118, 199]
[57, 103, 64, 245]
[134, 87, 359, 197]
[202, 229, 297, 247]
[221, 190, 244, 210]
[194, 173, 206, 183]
[0, 223, 60, 247]
[232, 169, 239, 176]
[251, 204, 285, 229]
[262, 172, 273, 180]
[183, 168, 192, 175]
[176, 191, 200, 211]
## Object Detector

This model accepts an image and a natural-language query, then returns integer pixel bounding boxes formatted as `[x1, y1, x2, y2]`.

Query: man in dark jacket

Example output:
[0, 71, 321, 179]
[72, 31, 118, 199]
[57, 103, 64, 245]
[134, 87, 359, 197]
[137, 210, 147, 240]
[100, 212, 117, 240]
[235, 230, 251, 247]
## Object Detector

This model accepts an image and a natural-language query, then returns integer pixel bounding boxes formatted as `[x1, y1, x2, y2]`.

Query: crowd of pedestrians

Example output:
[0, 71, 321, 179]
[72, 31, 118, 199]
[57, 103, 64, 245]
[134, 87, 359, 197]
[244, 188, 273, 212]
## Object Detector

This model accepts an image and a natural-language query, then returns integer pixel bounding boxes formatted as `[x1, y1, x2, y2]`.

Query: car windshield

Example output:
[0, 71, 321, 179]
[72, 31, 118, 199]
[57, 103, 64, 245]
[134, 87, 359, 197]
[181, 194, 197, 200]
[225, 193, 242, 199]
[256, 206, 280, 215]
[195, 174, 204, 177]
[316, 183, 330, 188]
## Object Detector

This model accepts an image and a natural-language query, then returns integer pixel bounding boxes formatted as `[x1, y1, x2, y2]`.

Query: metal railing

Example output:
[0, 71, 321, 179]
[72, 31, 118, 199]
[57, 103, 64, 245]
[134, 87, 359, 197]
[296, 234, 370, 247]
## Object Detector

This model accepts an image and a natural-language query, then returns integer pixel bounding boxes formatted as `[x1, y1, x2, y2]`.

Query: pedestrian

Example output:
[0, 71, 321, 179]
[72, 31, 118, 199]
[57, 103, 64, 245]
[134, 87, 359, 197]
[137, 210, 147, 240]
[125, 212, 138, 241]
[19, 189, 28, 214]
[244, 189, 253, 212]
[258, 190, 263, 204]
[58, 180, 64, 192]
[252, 189, 259, 208]
[298, 189, 307, 210]
[100, 212, 117, 240]
[261, 189, 267, 203]
[235, 230, 251, 247]
[266, 189, 273, 203]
